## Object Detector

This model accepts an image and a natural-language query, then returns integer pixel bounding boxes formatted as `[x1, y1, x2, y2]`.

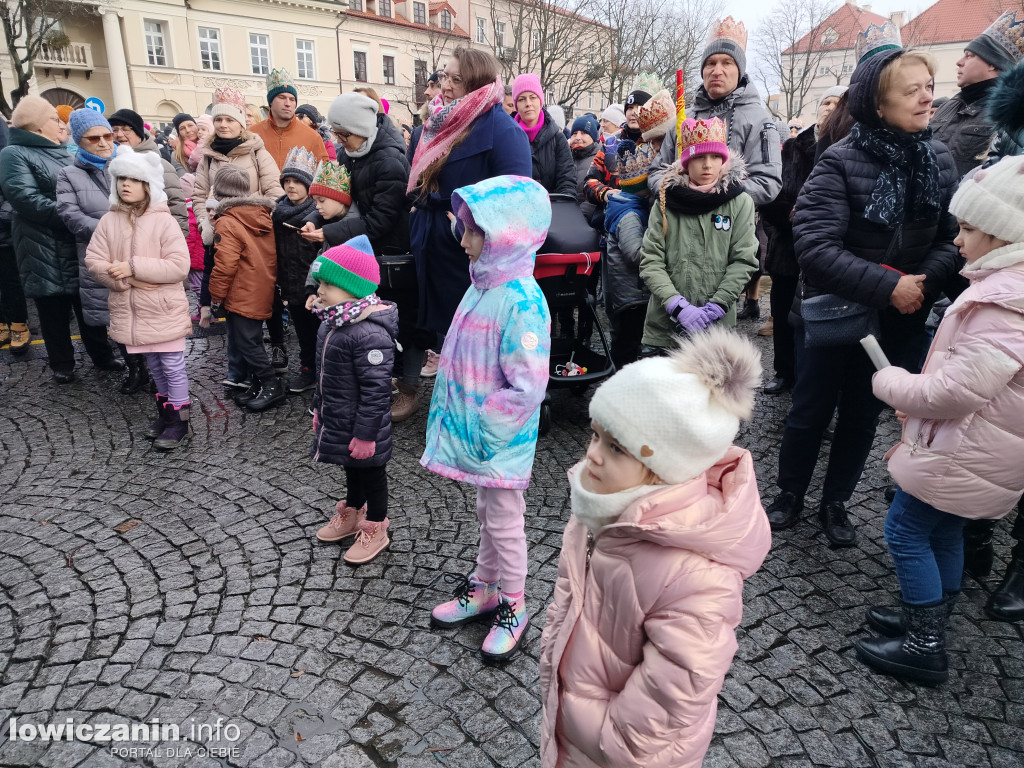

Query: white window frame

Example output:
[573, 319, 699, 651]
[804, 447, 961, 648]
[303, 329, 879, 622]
[296, 39, 315, 80]
[495, 21, 505, 47]
[379, 0, 392, 17]
[249, 32, 271, 76]
[353, 49, 368, 82]
[413, 2, 426, 24]
[477, 17, 487, 43]
[144, 20, 168, 67]
[439, 9, 452, 30]
[531, 29, 540, 54]
[382, 54, 396, 85]
[198, 26, 222, 72]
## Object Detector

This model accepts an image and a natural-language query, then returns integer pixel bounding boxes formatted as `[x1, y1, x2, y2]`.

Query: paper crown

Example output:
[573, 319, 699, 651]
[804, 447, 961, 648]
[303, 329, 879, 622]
[855, 21, 902, 64]
[707, 16, 748, 52]
[637, 89, 675, 141]
[982, 11, 1024, 64]
[678, 117, 728, 154]
[281, 146, 318, 184]
[267, 67, 297, 100]
[617, 141, 656, 194]
[213, 87, 246, 112]
[309, 161, 352, 205]
[631, 72, 664, 98]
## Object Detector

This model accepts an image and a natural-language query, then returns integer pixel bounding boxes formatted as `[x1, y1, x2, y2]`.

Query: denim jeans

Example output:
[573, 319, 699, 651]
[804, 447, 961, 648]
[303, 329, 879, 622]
[884, 489, 965, 605]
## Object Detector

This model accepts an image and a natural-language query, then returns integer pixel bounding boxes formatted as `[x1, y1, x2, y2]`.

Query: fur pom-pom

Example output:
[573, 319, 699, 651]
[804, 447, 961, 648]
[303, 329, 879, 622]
[988, 61, 1024, 132]
[669, 326, 762, 420]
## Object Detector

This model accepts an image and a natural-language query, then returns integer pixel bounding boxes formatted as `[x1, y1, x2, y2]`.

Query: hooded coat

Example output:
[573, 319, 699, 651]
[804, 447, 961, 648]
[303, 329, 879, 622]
[984, 60, 1024, 165]
[0, 127, 77, 298]
[272, 193, 320, 305]
[648, 78, 782, 205]
[639, 159, 759, 347]
[873, 243, 1024, 518]
[420, 176, 552, 490]
[526, 107, 577, 197]
[209, 196, 277, 320]
[83, 202, 191, 347]
[539, 448, 771, 768]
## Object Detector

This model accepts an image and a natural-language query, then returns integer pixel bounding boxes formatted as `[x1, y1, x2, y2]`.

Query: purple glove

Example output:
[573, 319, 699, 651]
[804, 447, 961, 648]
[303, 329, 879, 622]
[700, 302, 726, 325]
[666, 295, 708, 333]
[348, 437, 376, 460]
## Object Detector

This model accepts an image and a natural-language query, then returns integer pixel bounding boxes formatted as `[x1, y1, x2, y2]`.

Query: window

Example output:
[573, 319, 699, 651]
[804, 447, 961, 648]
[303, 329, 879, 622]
[413, 2, 425, 24]
[353, 51, 367, 82]
[439, 9, 452, 30]
[821, 27, 839, 46]
[350, 0, 362, 10]
[477, 17, 487, 43]
[531, 29, 540, 53]
[383, 55, 395, 85]
[495, 21, 505, 46]
[145, 21, 167, 66]
[414, 59, 428, 87]
[296, 39, 315, 79]
[198, 27, 222, 71]
[817, 65, 830, 76]
[379, 0, 391, 16]
[249, 33, 270, 75]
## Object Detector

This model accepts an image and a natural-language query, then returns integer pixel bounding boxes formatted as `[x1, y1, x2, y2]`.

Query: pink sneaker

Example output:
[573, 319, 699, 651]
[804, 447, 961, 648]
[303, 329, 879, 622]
[316, 501, 366, 542]
[480, 595, 529, 661]
[343, 518, 390, 564]
[420, 349, 440, 378]
[431, 573, 501, 628]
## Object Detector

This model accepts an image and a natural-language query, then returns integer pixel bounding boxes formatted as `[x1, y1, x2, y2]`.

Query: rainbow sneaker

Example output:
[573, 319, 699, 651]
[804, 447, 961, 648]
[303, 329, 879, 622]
[431, 573, 501, 628]
[480, 596, 529, 661]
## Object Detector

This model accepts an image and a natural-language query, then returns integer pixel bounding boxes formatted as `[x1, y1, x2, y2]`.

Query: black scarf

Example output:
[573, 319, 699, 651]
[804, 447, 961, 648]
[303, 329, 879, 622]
[210, 135, 246, 156]
[272, 193, 317, 227]
[848, 122, 942, 228]
[662, 178, 744, 216]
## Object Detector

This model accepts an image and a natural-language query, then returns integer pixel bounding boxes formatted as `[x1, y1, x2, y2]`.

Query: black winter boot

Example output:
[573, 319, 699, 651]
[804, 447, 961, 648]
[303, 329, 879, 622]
[963, 519, 996, 580]
[121, 354, 152, 394]
[985, 549, 1024, 622]
[856, 599, 949, 685]
[736, 297, 761, 321]
[144, 394, 169, 440]
[246, 375, 286, 411]
[154, 403, 191, 450]
[866, 592, 958, 637]
[233, 376, 262, 408]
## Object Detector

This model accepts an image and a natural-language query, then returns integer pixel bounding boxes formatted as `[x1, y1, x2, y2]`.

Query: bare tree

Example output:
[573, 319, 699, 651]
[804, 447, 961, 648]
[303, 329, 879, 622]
[644, 0, 716, 101]
[755, 0, 840, 120]
[0, 0, 91, 117]
[593, 0, 665, 104]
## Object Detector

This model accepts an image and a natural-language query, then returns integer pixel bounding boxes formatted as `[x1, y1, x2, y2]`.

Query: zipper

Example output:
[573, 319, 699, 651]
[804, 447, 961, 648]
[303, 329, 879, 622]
[128, 222, 138, 347]
[585, 531, 594, 574]
[312, 327, 334, 462]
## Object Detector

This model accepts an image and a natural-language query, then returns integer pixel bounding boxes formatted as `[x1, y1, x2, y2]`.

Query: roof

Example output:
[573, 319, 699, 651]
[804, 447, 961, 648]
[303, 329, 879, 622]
[345, 8, 469, 38]
[783, 3, 891, 54]
[901, 0, 1010, 46]
[428, 2, 455, 15]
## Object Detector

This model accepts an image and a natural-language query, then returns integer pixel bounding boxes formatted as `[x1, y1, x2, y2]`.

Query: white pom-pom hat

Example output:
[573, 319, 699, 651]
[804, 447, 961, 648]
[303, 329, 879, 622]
[107, 146, 167, 206]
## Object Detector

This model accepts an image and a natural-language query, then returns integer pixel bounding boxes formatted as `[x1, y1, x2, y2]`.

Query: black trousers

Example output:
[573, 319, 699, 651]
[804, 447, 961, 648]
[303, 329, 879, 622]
[226, 312, 274, 382]
[34, 294, 114, 372]
[776, 320, 925, 503]
[290, 302, 320, 371]
[267, 291, 285, 346]
[345, 465, 389, 522]
[0, 245, 27, 324]
[769, 274, 799, 381]
[609, 305, 647, 370]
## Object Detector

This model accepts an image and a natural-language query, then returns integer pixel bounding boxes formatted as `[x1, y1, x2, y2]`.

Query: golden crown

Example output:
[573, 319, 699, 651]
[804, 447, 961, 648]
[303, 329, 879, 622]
[678, 118, 727, 154]
[637, 89, 675, 139]
[855, 21, 902, 63]
[984, 11, 1024, 64]
[708, 16, 747, 52]
[618, 142, 656, 188]
[311, 161, 351, 194]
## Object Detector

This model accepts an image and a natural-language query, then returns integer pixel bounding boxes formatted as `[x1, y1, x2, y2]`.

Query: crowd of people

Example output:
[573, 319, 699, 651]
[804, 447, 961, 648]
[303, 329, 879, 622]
[2, 10, 1024, 765]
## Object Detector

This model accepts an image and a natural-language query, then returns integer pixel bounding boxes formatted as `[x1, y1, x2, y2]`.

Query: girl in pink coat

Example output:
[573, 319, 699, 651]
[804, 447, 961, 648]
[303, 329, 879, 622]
[857, 154, 1024, 686]
[539, 328, 771, 768]
[85, 148, 192, 451]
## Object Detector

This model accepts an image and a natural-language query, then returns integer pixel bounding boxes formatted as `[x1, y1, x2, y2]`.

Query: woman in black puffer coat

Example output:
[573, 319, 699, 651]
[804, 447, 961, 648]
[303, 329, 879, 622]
[512, 74, 576, 196]
[763, 48, 961, 547]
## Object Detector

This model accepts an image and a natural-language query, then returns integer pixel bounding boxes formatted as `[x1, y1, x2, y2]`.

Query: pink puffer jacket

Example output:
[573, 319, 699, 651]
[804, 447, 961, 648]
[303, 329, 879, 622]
[84, 203, 191, 347]
[539, 447, 771, 768]
[873, 242, 1024, 519]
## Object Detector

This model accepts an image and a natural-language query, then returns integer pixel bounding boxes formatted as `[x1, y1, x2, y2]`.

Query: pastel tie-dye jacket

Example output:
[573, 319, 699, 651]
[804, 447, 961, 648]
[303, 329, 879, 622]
[420, 175, 552, 489]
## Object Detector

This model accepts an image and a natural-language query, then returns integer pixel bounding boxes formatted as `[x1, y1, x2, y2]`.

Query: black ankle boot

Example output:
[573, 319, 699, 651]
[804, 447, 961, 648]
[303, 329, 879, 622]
[233, 376, 262, 407]
[121, 355, 151, 394]
[765, 491, 803, 531]
[963, 521, 996, 580]
[856, 598, 949, 685]
[866, 592, 958, 637]
[247, 375, 286, 411]
[144, 394, 169, 440]
[736, 297, 760, 321]
[986, 551, 1024, 622]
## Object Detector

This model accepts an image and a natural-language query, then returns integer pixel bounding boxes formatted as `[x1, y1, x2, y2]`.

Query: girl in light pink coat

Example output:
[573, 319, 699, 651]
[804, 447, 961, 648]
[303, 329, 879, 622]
[856, 154, 1024, 686]
[539, 328, 770, 768]
[85, 148, 192, 450]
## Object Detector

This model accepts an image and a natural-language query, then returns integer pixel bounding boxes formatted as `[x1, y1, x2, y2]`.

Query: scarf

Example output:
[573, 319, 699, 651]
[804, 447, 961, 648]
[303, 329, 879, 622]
[77, 147, 112, 171]
[568, 461, 661, 534]
[515, 110, 545, 143]
[848, 122, 942, 228]
[344, 129, 376, 159]
[183, 139, 197, 157]
[662, 176, 744, 216]
[407, 77, 504, 194]
[272, 193, 317, 228]
[312, 294, 380, 328]
[604, 191, 649, 236]
[210, 135, 245, 156]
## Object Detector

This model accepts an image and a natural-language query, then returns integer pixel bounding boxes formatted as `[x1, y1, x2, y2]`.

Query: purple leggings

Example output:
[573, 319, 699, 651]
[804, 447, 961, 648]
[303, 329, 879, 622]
[146, 351, 190, 407]
[475, 487, 528, 596]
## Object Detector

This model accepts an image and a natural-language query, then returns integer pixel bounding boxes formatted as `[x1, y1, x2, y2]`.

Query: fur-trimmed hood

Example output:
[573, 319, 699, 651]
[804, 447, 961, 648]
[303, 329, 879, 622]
[216, 195, 277, 216]
[107, 146, 167, 205]
[660, 154, 747, 196]
[988, 58, 1024, 134]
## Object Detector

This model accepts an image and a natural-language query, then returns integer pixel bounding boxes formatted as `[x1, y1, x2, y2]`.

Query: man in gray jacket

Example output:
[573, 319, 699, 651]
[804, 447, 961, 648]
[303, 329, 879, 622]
[108, 108, 189, 237]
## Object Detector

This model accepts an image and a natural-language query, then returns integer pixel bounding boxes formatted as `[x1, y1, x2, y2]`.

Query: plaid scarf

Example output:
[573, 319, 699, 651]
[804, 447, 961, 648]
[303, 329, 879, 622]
[407, 77, 503, 195]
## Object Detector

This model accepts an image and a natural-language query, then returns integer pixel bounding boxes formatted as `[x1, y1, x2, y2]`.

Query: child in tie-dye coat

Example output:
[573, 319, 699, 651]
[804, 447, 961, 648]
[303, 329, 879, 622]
[421, 175, 552, 660]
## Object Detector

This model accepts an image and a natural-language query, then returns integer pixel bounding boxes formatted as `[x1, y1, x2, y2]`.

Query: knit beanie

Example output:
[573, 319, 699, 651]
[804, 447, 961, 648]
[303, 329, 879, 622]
[309, 161, 352, 205]
[570, 115, 599, 142]
[69, 109, 111, 146]
[589, 328, 761, 484]
[637, 89, 675, 141]
[267, 67, 298, 103]
[818, 85, 848, 108]
[107, 146, 168, 205]
[172, 113, 195, 133]
[949, 154, 1024, 244]
[211, 87, 246, 127]
[108, 108, 147, 140]
[179, 173, 196, 199]
[678, 117, 730, 166]
[311, 235, 379, 298]
[55, 104, 73, 124]
[281, 146, 318, 188]
[513, 73, 545, 109]
[848, 48, 904, 128]
[295, 104, 324, 125]
[624, 90, 652, 110]
[965, 11, 1024, 73]
[327, 92, 378, 139]
[600, 104, 626, 129]
[702, 16, 748, 80]
[11, 95, 56, 131]
[197, 114, 214, 134]
[212, 164, 252, 200]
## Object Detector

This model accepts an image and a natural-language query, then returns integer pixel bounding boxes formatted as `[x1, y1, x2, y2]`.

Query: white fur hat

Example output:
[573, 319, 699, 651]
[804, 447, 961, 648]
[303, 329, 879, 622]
[589, 327, 761, 484]
[107, 146, 167, 205]
[949, 153, 1024, 244]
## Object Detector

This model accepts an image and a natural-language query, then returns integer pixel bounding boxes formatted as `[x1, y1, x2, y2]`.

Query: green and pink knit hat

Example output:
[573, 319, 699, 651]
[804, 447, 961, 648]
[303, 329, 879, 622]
[311, 235, 379, 298]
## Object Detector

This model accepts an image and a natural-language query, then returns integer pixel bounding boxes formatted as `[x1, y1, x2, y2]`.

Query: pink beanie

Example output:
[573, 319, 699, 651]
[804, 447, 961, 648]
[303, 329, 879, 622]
[512, 73, 544, 109]
[678, 117, 730, 167]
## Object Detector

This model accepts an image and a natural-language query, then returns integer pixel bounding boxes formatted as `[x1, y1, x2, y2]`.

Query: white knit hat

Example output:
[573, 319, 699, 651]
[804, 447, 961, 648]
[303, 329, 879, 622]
[589, 328, 761, 484]
[949, 154, 1024, 244]
[107, 147, 167, 205]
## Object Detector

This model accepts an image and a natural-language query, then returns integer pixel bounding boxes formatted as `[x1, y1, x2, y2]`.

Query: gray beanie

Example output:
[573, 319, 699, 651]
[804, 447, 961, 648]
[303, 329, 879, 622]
[703, 40, 746, 81]
[327, 93, 378, 139]
[213, 165, 251, 201]
[818, 85, 848, 108]
[965, 11, 1024, 74]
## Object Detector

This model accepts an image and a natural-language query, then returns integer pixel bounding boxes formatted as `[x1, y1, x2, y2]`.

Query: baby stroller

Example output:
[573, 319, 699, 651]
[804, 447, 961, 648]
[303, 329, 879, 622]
[535, 194, 614, 435]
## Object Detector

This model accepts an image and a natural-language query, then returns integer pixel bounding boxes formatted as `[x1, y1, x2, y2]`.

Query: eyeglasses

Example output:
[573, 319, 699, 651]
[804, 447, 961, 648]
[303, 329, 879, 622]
[440, 72, 463, 85]
[80, 133, 115, 144]
[332, 129, 353, 141]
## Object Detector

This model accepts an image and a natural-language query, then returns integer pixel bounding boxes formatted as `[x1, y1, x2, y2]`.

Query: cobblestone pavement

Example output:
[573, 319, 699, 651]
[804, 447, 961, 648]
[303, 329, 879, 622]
[1, 305, 1022, 768]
